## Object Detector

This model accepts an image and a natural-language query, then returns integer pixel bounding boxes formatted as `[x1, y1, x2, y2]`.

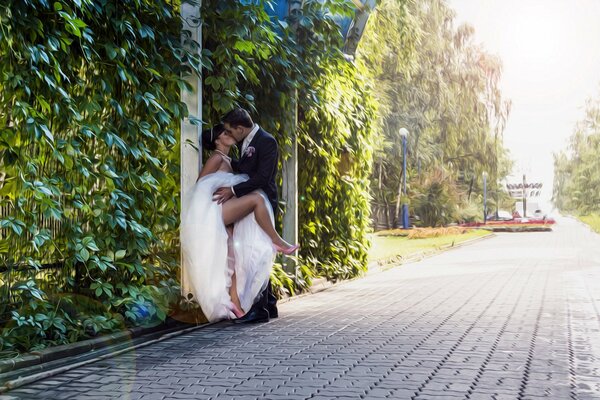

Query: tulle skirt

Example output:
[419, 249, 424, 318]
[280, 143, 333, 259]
[180, 171, 275, 322]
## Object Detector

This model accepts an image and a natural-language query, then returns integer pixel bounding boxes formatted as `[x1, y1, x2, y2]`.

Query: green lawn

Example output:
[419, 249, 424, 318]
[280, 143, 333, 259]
[368, 229, 492, 262]
[578, 213, 600, 233]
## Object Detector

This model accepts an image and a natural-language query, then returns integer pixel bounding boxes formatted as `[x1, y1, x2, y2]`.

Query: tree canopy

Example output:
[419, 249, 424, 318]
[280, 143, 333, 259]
[358, 0, 512, 227]
[553, 93, 600, 214]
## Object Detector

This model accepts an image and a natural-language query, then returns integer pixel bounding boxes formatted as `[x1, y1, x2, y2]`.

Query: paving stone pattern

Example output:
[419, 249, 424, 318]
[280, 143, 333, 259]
[4, 216, 600, 400]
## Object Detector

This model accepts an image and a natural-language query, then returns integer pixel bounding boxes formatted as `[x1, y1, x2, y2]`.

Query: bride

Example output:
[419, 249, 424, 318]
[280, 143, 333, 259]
[180, 124, 297, 322]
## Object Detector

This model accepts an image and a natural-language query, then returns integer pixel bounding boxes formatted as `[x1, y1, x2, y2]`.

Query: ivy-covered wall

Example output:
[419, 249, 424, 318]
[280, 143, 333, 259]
[0, 0, 198, 354]
[0, 0, 377, 355]
[298, 63, 376, 282]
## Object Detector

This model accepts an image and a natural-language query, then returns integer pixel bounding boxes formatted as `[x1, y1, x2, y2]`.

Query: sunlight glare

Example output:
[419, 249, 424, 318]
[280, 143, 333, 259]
[500, 2, 572, 85]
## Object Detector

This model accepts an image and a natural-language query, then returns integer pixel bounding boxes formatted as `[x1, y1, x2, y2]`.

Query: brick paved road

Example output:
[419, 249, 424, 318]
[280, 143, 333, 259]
[3, 216, 600, 400]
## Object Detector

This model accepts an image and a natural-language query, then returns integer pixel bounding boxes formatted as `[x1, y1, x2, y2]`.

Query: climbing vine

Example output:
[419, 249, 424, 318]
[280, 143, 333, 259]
[298, 62, 377, 281]
[0, 0, 199, 354]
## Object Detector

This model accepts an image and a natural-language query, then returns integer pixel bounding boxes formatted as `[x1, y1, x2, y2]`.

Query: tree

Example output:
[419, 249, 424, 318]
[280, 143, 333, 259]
[553, 94, 600, 214]
[357, 0, 511, 228]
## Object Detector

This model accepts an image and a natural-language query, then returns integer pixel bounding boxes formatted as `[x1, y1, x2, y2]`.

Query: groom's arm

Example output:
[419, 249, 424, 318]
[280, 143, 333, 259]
[232, 137, 278, 198]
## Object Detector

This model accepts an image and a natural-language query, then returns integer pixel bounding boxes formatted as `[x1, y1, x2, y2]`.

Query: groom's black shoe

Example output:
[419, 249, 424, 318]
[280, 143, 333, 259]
[267, 305, 278, 319]
[232, 306, 269, 324]
[266, 283, 278, 318]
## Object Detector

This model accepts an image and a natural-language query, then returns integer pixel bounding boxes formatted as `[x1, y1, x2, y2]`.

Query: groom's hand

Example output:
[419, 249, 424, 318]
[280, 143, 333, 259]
[213, 187, 234, 204]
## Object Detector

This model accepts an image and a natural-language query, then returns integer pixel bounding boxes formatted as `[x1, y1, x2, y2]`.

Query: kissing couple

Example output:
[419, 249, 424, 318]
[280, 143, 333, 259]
[180, 108, 298, 324]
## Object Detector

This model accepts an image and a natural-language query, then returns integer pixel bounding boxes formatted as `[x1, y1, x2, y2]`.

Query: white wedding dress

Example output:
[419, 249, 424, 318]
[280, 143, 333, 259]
[180, 171, 275, 322]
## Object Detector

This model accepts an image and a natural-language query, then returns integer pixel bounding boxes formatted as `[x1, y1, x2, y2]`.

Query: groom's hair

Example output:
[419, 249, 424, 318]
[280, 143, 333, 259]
[222, 108, 253, 128]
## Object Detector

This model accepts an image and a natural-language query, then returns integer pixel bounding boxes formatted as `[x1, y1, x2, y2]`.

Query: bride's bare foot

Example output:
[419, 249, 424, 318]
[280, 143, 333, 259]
[273, 242, 300, 255]
[231, 303, 245, 319]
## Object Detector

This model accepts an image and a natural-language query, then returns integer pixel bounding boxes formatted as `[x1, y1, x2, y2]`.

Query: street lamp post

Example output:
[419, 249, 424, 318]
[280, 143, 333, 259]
[483, 171, 488, 224]
[399, 128, 409, 229]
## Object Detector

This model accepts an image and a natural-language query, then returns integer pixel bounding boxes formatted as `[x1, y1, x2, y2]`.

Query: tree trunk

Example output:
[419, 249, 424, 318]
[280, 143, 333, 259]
[467, 176, 474, 201]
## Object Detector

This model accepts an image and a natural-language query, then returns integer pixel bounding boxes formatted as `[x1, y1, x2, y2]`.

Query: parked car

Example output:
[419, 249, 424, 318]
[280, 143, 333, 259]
[533, 209, 545, 219]
[486, 210, 513, 221]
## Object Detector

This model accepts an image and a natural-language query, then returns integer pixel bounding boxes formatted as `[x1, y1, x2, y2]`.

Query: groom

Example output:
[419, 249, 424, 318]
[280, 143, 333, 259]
[213, 107, 279, 323]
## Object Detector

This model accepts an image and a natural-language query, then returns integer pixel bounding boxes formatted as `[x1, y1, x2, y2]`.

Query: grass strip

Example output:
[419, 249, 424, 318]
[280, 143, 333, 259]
[368, 229, 491, 262]
[578, 213, 600, 233]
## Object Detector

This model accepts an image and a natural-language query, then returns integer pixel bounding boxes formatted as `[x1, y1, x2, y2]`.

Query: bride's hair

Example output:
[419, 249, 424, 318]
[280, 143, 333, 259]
[201, 124, 225, 151]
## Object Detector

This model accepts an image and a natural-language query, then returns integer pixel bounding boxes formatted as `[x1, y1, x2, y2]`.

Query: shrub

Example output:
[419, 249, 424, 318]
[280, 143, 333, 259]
[412, 168, 460, 227]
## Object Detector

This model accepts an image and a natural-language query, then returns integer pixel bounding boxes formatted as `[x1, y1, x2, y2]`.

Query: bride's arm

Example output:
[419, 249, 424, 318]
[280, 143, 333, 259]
[198, 154, 222, 180]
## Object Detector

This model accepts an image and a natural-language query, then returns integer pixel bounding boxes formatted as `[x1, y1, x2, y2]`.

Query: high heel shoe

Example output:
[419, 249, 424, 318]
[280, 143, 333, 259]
[273, 243, 300, 255]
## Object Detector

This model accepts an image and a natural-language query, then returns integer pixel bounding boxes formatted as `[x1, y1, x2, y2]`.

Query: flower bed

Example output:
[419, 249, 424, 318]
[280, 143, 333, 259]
[376, 226, 472, 239]
[461, 218, 556, 228]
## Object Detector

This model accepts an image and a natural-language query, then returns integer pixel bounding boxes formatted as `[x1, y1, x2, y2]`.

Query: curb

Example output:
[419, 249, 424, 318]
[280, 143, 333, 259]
[277, 277, 335, 305]
[0, 319, 216, 393]
[562, 215, 600, 235]
[1, 318, 182, 375]
[481, 226, 552, 232]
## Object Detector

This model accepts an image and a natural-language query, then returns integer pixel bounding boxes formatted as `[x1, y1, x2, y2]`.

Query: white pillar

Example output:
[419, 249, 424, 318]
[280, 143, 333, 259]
[282, 91, 298, 274]
[180, 1, 202, 296]
[280, 1, 303, 275]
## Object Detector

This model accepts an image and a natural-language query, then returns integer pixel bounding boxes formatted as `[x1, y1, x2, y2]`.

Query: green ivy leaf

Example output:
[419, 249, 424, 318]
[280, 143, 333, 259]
[78, 247, 90, 262]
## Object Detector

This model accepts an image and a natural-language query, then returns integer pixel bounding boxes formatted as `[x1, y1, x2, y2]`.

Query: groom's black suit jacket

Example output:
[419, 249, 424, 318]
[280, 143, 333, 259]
[231, 127, 279, 214]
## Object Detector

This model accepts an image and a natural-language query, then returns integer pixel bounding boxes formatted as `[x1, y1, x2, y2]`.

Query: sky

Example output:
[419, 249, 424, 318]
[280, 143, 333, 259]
[449, 0, 600, 208]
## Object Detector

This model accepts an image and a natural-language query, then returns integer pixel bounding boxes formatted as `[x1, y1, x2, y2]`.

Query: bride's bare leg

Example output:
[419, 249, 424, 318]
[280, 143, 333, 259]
[226, 224, 244, 318]
[222, 193, 293, 249]
[229, 272, 244, 318]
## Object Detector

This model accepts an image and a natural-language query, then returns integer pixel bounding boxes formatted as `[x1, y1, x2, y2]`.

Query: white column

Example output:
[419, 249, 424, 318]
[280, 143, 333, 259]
[280, 2, 303, 275]
[180, 1, 202, 296]
[282, 90, 298, 274]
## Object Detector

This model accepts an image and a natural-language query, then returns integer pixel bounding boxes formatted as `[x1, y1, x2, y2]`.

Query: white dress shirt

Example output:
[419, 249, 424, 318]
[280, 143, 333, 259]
[231, 124, 259, 197]
[241, 124, 259, 156]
